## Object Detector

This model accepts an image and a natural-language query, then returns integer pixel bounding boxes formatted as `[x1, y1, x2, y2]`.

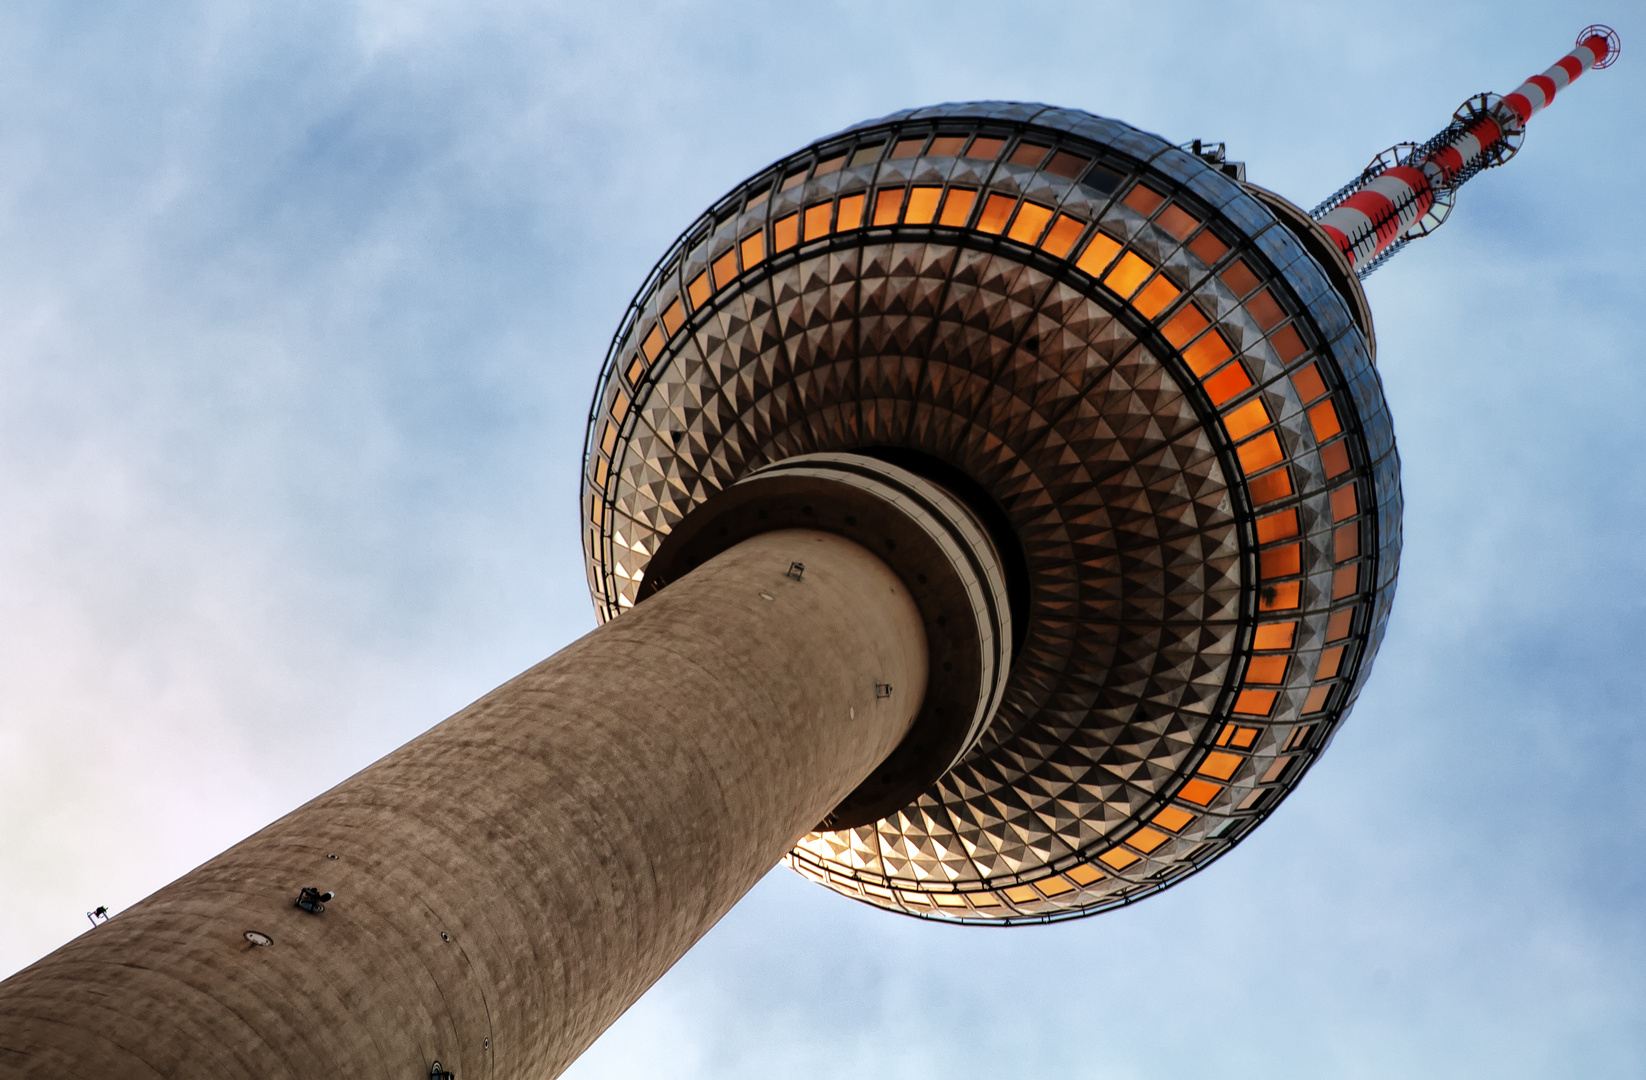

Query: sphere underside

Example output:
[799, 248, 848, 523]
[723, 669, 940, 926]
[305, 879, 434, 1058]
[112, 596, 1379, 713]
[583, 103, 1401, 923]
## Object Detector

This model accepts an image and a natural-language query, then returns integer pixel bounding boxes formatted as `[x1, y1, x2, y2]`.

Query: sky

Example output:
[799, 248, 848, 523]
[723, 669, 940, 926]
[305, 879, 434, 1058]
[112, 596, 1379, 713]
[0, 1, 1642, 1077]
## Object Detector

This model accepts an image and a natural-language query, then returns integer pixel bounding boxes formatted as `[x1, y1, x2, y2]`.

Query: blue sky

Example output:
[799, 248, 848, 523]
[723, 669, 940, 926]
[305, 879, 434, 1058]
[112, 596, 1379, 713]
[1, 2, 1642, 1077]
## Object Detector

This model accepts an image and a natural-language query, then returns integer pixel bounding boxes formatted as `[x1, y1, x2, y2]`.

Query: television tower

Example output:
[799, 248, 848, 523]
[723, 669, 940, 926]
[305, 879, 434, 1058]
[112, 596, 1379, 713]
[0, 26, 1618, 1080]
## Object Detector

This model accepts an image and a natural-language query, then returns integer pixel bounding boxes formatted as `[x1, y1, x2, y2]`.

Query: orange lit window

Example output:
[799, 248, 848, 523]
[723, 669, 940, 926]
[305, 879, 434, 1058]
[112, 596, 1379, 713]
[610, 389, 630, 423]
[1302, 685, 1331, 713]
[1178, 778, 1222, 806]
[1260, 543, 1301, 579]
[1260, 757, 1293, 784]
[600, 421, 618, 455]
[836, 193, 865, 232]
[1331, 483, 1358, 521]
[1123, 184, 1165, 215]
[625, 356, 645, 386]
[1098, 847, 1140, 871]
[1126, 827, 1169, 853]
[1075, 232, 1122, 277]
[1283, 725, 1312, 751]
[1156, 204, 1199, 240]
[1237, 431, 1285, 474]
[1308, 400, 1341, 442]
[590, 498, 603, 527]
[1292, 363, 1326, 402]
[1010, 142, 1050, 167]
[965, 136, 1004, 160]
[927, 135, 965, 156]
[932, 892, 968, 908]
[593, 456, 609, 487]
[773, 213, 800, 253]
[1202, 363, 1253, 408]
[1233, 688, 1278, 716]
[1040, 213, 1085, 258]
[905, 186, 942, 225]
[1035, 875, 1075, 897]
[1066, 863, 1103, 886]
[1249, 467, 1293, 505]
[1189, 229, 1228, 265]
[1003, 884, 1039, 904]
[1315, 646, 1344, 680]
[1007, 202, 1054, 245]
[1153, 805, 1195, 832]
[1335, 524, 1359, 562]
[687, 271, 711, 309]
[1246, 288, 1285, 330]
[890, 137, 924, 159]
[872, 189, 904, 227]
[1332, 565, 1358, 600]
[1260, 581, 1300, 611]
[1183, 327, 1234, 376]
[1320, 441, 1351, 479]
[1198, 750, 1244, 780]
[1326, 607, 1355, 642]
[1133, 275, 1181, 318]
[1163, 303, 1210, 347]
[976, 192, 1016, 234]
[1221, 261, 1259, 298]
[1254, 621, 1296, 650]
[1217, 723, 1261, 747]
[1223, 399, 1270, 441]
[740, 230, 765, 270]
[1271, 324, 1306, 364]
[711, 250, 738, 291]
[642, 325, 666, 362]
[850, 143, 882, 167]
[780, 168, 808, 192]
[814, 153, 845, 177]
[1046, 150, 1090, 179]
[661, 299, 685, 336]
[1256, 508, 1299, 543]
[938, 188, 976, 227]
[1103, 252, 1154, 298]
[803, 202, 833, 241]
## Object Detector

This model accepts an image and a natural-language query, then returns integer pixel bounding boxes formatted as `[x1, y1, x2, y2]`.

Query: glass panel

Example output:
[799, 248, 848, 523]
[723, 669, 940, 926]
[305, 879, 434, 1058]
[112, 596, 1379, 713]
[611, 389, 630, 423]
[964, 136, 1004, 160]
[872, 189, 904, 227]
[1326, 607, 1355, 642]
[1332, 565, 1358, 600]
[938, 188, 976, 227]
[1152, 805, 1195, 832]
[1123, 184, 1165, 215]
[1066, 863, 1103, 886]
[1255, 509, 1299, 543]
[1007, 202, 1055, 245]
[1315, 645, 1345, 680]
[1036, 875, 1075, 896]
[1220, 259, 1260, 297]
[1230, 725, 1259, 749]
[1302, 685, 1331, 713]
[977, 192, 1016, 234]
[1309, 400, 1342, 441]
[1284, 724, 1312, 751]
[1259, 543, 1301, 579]
[1292, 363, 1326, 402]
[740, 230, 765, 269]
[1178, 778, 1223, 806]
[781, 169, 808, 192]
[687, 271, 710, 309]
[600, 421, 618, 455]
[1232, 688, 1277, 717]
[1335, 524, 1359, 562]
[890, 137, 925, 159]
[1046, 150, 1089, 179]
[1320, 440, 1351, 478]
[1259, 580, 1300, 611]
[1236, 431, 1285, 474]
[1074, 232, 1122, 277]
[625, 356, 645, 386]
[1189, 229, 1228, 265]
[642, 325, 666, 362]
[1222, 397, 1270, 438]
[1162, 303, 1210, 347]
[1004, 885, 1039, 903]
[1098, 847, 1140, 871]
[1331, 483, 1358, 522]
[593, 457, 609, 487]
[814, 153, 845, 177]
[1246, 288, 1285, 330]
[1182, 328, 1233, 376]
[1126, 827, 1169, 853]
[1271, 324, 1306, 364]
[905, 186, 942, 225]
[1103, 252, 1154, 298]
[927, 135, 965, 156]
[849, 144, 883, 167]
[1083, 163, 1123, 194]
[803, 202, 833, 241]
[712, 250, 738, 290]
[837, 193, 865, 232]
[661, 299, 685, 335]
[1252, 621, 1295, 650]
[773, 213, 799, 252]
[1133, 275, 1181, 318]
[1203, 363, 1254, 408]
[1156, 204, 1199, 240]
[1010, 141, 1050, 167]
[1040, 213, 1085, 258]
[1247, 467, 1292, 505]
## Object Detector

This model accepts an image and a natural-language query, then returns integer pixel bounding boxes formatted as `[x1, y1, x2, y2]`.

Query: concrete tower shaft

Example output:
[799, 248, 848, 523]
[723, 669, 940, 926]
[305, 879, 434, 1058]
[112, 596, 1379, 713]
[0, 463, 1007, 1080]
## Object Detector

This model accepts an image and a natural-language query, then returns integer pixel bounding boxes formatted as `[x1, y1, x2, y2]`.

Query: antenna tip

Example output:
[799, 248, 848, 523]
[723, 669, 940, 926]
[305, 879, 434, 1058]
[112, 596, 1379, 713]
[1579, 25, 1621, 68]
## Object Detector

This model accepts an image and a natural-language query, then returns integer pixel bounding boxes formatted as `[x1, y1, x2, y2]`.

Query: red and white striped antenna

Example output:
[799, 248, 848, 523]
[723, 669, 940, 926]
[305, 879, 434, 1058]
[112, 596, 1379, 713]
[1311, 26, 1621, 278]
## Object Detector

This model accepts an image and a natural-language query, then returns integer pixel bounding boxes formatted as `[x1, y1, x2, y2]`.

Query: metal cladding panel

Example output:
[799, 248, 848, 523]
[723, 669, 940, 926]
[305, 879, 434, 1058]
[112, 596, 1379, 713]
[581, 102, 1401, 923]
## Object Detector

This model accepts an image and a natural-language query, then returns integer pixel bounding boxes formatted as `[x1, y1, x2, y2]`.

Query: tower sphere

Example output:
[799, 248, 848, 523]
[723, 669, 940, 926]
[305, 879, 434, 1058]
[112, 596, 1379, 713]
[584, 103, 1401, 923]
